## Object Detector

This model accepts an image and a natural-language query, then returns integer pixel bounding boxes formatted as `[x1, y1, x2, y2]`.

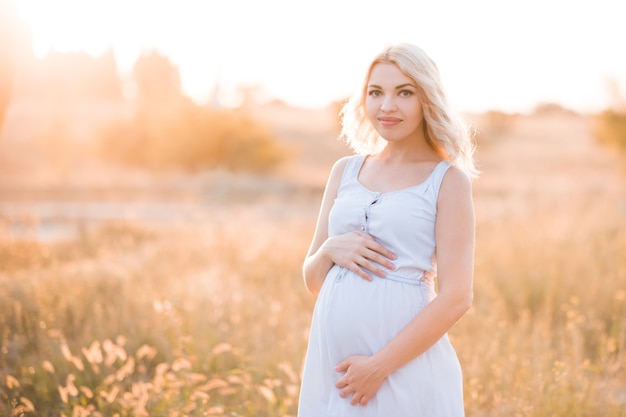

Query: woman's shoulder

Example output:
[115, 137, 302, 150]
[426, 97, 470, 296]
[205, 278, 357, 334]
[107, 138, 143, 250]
[333, 154, 363, 167]
[322, 154, 363, 193]
[329, 154, 362, 177]
[439, 165, 473, 202]
[332, 155, 352, 169]
[442, 164, 471, 186]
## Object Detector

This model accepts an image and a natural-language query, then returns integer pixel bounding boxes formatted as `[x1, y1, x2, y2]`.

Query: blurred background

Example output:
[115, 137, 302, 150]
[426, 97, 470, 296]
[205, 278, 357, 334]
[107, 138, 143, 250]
[1, 0, 625, 416]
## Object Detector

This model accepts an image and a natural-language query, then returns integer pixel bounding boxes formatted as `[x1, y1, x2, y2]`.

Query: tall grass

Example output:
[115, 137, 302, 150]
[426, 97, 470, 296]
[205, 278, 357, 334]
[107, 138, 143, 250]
[463, 208, 626, 416]
[0, 206, 316, 416]
[2, 192, 625, 416]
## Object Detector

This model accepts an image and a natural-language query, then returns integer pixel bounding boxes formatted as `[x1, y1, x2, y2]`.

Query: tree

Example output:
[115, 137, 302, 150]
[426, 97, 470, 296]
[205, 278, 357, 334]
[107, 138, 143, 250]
[132, 50, 184, 104]
[0, 0, 19, 136]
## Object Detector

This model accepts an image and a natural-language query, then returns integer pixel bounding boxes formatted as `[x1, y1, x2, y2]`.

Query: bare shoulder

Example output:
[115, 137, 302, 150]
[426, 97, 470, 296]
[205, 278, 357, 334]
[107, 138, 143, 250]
[326, 155, 353, 184]
[331, 155, 352, 174]
[319, 155, 353, 199]
[438, 165, 473, 205]
[442, 165, 472, 189]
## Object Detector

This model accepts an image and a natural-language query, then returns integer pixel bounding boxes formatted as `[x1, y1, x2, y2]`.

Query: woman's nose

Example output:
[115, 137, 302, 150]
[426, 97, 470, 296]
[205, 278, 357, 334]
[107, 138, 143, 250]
[380, 95, 396, 112]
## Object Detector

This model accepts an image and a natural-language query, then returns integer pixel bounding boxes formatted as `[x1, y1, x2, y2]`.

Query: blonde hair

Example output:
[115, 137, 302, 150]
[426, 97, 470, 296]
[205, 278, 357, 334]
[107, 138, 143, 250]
[340, 43, 479, 179]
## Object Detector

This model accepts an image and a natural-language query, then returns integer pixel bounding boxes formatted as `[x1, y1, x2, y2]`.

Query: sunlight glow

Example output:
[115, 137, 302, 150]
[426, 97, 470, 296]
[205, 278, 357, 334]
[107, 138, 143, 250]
[16, 0, 626, 113]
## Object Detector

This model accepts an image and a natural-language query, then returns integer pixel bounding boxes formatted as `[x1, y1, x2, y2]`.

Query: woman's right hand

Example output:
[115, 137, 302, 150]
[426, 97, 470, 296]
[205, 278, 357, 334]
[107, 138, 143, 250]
[321, 231, 396, 281]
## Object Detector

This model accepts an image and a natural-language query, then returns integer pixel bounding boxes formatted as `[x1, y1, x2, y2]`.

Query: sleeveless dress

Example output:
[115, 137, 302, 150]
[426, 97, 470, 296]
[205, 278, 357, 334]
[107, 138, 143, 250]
[298, 155, 465, 417]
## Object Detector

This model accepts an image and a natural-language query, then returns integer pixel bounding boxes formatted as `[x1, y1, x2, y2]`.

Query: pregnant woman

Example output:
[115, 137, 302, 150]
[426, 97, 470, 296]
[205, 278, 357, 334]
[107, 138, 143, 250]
[298, 43, 478, 417]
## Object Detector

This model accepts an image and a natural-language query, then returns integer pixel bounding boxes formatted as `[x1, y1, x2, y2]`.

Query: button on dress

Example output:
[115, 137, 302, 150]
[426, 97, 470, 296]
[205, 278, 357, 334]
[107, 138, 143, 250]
[298, 155, 465, 417]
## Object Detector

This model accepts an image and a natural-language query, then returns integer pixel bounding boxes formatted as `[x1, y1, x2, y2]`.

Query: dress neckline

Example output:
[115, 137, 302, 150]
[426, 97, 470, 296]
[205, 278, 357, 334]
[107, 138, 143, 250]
[354, 155, 447, 195]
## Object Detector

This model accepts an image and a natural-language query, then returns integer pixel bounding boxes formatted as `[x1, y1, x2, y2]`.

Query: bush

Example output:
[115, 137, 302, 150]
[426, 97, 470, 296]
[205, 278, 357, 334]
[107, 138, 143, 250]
[472, 110, 518, 147]
[99, 98, 287, 173]
[594, 109, 626, 151]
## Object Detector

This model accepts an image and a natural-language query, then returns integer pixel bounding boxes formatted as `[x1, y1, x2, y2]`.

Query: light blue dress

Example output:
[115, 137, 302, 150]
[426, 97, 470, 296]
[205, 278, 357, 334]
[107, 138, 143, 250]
[298, 155, 465, 417]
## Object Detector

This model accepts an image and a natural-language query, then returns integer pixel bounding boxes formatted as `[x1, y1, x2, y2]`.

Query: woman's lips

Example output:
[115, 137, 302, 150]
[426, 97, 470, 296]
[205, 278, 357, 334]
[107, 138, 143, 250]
[378, 117, 402, 127]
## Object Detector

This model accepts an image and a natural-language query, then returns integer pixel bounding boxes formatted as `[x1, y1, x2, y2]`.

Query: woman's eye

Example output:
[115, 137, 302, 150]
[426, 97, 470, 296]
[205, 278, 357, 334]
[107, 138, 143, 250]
[368, 90, 382, 97]
[399, 90, 413, 97]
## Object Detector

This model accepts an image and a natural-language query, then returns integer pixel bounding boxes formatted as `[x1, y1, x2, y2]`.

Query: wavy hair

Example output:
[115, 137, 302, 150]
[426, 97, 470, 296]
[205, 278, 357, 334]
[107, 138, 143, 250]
[340, 43, 479, 179]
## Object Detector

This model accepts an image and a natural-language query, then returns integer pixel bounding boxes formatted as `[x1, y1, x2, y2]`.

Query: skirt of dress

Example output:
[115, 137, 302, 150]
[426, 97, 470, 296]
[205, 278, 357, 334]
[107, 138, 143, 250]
[298, 265, 465, 417]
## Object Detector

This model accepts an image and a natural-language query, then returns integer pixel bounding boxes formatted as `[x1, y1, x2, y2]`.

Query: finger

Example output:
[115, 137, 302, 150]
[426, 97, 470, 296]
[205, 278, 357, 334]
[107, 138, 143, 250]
[354, 230, 376, 240]
[360, 250, 394, 276]
[350, 393, 363, 406]
[366, 243, 397, 263]
[370, 254, 395, 272]
[335, 361, 349, 372]
[340, 387, 353, 398]
[368, 247, 397, 268]
[349, 264, 373, 281]
[361, 243, 396, 267]
[360, 394, 370, 406]
[360, 259, 387, 278]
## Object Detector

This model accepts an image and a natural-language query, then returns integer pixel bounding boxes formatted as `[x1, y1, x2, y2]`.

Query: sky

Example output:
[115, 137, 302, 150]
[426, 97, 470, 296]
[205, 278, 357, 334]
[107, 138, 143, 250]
[15, 0, 626, 114]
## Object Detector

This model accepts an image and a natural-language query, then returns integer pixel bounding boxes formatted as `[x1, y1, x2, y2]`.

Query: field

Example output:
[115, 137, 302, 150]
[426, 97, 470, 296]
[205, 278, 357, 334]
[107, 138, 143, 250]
[1, 104, 625, 416]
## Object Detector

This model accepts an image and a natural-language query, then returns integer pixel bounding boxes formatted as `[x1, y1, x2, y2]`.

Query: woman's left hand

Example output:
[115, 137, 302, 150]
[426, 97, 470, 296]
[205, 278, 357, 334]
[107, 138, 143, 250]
[335, 355, 388, 406]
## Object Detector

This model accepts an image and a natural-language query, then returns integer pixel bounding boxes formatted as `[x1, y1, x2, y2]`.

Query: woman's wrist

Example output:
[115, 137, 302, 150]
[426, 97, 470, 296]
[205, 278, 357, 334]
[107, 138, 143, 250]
[370, 351, 396, 378]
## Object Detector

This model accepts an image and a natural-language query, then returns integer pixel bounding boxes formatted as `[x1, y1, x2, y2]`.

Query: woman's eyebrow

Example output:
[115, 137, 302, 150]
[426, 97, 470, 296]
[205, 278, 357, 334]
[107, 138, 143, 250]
[367, 83, 416, 89]
[395, 83, 417, 89]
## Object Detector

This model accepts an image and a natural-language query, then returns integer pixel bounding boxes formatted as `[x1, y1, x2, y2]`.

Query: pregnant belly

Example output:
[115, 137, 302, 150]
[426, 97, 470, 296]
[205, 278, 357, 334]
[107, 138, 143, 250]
[317, 266, 433, 359]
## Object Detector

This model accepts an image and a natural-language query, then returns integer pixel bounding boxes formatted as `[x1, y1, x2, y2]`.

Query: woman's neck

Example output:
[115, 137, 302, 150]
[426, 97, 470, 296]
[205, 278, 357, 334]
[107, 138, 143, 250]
[377, 141, 440, 163]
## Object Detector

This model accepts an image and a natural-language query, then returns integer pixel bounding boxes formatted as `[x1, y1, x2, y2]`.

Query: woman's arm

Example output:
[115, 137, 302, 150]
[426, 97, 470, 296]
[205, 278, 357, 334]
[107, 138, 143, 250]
[335, 166, 475, 405]
[302, 157, 347, 294]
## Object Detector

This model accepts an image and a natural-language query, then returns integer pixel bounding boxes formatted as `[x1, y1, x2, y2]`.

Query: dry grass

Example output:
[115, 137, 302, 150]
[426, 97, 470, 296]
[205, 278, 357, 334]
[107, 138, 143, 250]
[1, 111, 625, 416]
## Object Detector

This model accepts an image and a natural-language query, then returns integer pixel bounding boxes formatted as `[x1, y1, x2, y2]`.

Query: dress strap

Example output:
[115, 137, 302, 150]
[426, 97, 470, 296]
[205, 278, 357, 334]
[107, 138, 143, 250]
[340, 155, 366, 183]
[429, 160, 452, 199]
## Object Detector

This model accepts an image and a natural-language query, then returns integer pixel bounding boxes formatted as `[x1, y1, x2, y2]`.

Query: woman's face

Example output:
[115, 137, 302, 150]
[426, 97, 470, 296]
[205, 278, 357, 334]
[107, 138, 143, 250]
[365, 62, 425, 144]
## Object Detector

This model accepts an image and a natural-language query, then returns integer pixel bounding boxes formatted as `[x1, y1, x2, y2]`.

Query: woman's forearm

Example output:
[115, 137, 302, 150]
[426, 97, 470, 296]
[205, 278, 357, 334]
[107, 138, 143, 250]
[303, 243, 334, 294]
[372, 289, 473, 376]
